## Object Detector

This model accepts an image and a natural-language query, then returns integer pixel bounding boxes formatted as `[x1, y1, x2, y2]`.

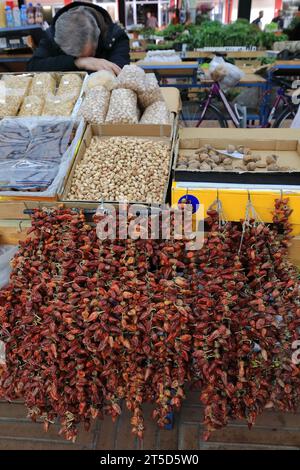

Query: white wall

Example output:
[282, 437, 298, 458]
[230, 0, 276, 26]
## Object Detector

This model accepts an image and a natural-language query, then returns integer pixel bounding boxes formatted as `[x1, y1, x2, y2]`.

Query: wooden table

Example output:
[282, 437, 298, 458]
[138, 61, 199, 87]
[131, 50, 268, 63]
[0, 53, 31, 73]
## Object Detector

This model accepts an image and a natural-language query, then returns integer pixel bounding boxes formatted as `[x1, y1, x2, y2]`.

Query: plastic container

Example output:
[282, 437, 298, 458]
[20, 4, 27, 26]
[26, 2, 35, 25]
[35, 3, 43, 25]
[13, 6, 21, 26]
[5, 5, 14, 28]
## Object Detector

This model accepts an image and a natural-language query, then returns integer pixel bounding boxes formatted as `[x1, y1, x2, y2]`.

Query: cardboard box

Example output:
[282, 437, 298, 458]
[160, 87, 181, 143]
[61, 124, 173, 206]
[174, 128, 300, 185]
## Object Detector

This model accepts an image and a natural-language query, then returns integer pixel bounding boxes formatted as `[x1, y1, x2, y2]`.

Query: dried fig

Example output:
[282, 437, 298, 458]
[267, 164, 279, 171]
[198, 153, 209, 162]
[223, 158, 233, 166]
[243, 155, 254, 164]
[247, 162, 257, 171]
[199, 162, 212, 171]
[210, 154, 221, 164]
[256, 161, 267, 169]
[266, 155, 277, 165]
[227, 144, 235, 153]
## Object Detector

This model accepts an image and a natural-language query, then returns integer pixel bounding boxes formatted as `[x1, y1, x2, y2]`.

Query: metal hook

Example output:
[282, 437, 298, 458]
[18, 220, 23, 233]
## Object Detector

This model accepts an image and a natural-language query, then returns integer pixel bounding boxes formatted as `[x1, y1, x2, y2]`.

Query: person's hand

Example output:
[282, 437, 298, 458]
[74, 57, 121, 75]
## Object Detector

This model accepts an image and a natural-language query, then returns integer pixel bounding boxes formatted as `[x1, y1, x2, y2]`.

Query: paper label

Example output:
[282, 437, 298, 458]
[217, 150, 244, 160]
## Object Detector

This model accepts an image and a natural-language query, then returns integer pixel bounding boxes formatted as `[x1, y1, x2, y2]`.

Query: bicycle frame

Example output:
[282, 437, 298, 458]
[196, 82, 240, 128]
[264, 87, 291, 127]
[196, 82, 294, 128]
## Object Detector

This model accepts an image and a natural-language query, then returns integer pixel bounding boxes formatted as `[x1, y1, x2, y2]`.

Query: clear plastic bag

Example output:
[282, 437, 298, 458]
[0, 117, 75, 191]
[79, 86, 110, 124]
[138, 73, 163, 109]
[117, 64, 146, 95]
[140, 101, 171, 125]
[2, 74, 32, 94]
[0, 244, 18, 289]
[57, 73, 82, 99]
[42, 93, 76, 116]
[19, 95, 44, 117]
[209, 56, 244, 89]
[0, 88, 25, 117]
[85, 70, 117, 92]
[29, 73, 56, 98]
[105, 88, 139, 124]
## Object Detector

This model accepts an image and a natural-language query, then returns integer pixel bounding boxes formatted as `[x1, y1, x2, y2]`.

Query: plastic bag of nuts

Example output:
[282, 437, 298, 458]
[57, 73, 82, 99]
[18, 95, 44, 116]
[85, 70, 117, 91]
[0, 88, 24, 117]
[140, 101, 171, 125]
[117, 64, 147, 94]
[79, 86, 110, 124]
[29, 73, 56, 98]
[105, 88, 139, 124]
[2, 74, 32, 94]
[138, 73, 163, 109]
[42, 93, 76, 116]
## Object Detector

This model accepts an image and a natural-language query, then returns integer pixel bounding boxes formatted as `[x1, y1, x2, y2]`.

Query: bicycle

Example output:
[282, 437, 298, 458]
[180, 76, 298, 128]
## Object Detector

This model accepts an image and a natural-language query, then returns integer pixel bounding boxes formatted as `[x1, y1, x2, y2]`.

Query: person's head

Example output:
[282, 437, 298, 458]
[147, 12, 151, 18]
[278, 10, 283, 17]
[54, 7, 101, 58]
[259, 10, 264, 19]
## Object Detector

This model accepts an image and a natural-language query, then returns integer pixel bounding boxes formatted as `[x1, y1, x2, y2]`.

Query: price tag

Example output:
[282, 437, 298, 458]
[217, 150, 244, 160]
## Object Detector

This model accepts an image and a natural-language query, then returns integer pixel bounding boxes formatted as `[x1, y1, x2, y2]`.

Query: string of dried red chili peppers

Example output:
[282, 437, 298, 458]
[0, 200, 299, 442]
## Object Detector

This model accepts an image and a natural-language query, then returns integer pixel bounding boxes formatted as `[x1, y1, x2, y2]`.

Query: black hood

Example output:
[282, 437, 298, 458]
[52, 1, 113, 28]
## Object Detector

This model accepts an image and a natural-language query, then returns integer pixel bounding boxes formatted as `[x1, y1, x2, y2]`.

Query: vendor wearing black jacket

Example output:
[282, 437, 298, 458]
[27, 2, 130, 75]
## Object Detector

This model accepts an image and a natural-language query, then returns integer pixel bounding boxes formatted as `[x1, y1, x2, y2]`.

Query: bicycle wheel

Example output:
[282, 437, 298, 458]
[180, 101, 228, 128]
[272, 107, 296, 128]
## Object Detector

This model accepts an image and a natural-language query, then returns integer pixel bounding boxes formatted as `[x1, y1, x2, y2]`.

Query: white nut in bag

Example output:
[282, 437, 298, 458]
[19, 95, 44, 116]
[85, 70, 117, 91]
[2, 74, 32, 94]
[42, 93, 76, 116]
[79, 86, 110, 124]
[138, 73, 163, 109]
[140, 101, 171, 125]
[105, 88, 139, 124]
[29, 73, 56, 97]
[57, 73, 82, 98]
[0, 88, 24, 117]
[117, 64, 147, 94]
